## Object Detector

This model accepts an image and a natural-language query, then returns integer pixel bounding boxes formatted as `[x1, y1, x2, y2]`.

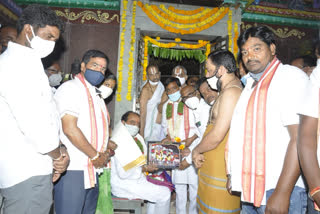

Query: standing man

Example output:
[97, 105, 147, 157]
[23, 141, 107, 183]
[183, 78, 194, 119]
[227, 26, 309, 213]
[0, 4, 69, 214]
[54, 50, 110, 214]
[192, 50, 242, 214]
[297, 41, 320, 214]
[139, 64, 164, 141]
[291, 55, 317, 76]
[45, 61, 63, 93]
[161, 77, 199, 214]
[0, 25, 17, 54]
[172, 65, 188, 87]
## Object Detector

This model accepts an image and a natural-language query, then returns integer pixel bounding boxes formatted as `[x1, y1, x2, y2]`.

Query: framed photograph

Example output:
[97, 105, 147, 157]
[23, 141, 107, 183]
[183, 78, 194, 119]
[147, 141, 181, 169]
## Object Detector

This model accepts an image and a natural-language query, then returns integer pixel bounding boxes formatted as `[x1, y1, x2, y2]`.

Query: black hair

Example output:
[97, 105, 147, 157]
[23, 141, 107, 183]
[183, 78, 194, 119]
[17, 4, 65, 35]
[146, 64, 159, 74]
[164, 77, 181, 88]
[315, 40, 320, 56]
[121, 111, 140, 122]
[172, 65, 187, 75]
[301, 55, 317, 67]
[195, 77, 208, 90]
[104, 70, 117, 91]
[82, 49, 109, 65]
[237, 26, 275, 49]
[207, 50, 237, 74]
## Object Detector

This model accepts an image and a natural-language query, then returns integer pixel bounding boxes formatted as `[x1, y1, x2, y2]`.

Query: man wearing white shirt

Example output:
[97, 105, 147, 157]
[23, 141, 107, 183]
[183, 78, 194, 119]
[54, 50, 110, 214]
[227, 26, 309, 214]
[297, 42, 320, 214]
[0, 4, 69, 214]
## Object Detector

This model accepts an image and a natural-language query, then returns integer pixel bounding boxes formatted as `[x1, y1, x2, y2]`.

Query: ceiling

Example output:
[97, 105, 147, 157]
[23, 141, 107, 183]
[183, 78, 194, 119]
[150, 0, 225, 7]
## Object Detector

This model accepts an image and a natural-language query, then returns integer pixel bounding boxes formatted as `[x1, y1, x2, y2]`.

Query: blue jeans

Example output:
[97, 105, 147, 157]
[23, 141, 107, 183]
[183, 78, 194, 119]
[241, 186, 307, 214]
[308, 197, 320, 214]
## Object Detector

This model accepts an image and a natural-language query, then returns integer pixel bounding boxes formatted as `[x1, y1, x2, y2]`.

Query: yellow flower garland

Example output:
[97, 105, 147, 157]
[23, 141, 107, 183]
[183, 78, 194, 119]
[137, 2, 229, 35]
[126, 1, 137, 101]
[227, 10, 233, 53]
[234, 22, 239, 57]
[168, 6, 205, 15]
[159, 4, 212, 20]
[205, 43, 211, 74]
[116, 0, 128, 102]
[143, 36, 149, 81]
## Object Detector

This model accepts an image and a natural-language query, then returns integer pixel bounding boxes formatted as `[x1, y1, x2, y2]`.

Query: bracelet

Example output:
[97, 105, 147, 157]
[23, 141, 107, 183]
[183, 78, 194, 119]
[90, 153, 100, 161]
[310, 186, 320, 199]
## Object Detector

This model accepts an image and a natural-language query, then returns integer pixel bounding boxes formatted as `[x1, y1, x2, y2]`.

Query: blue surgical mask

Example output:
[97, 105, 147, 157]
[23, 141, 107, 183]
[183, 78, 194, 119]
[84, 69, 104, 86]
[168, 91, 181, 102]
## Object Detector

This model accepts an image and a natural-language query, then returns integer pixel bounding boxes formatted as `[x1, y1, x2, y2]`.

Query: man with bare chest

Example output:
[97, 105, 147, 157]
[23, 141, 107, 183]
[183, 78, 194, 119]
[139, 64, 164, 141]
[192, 50, 242, 214]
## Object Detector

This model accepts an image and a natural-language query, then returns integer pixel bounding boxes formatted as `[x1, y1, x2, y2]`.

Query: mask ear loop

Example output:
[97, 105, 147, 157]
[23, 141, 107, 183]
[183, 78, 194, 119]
[26, 25, 35, 43]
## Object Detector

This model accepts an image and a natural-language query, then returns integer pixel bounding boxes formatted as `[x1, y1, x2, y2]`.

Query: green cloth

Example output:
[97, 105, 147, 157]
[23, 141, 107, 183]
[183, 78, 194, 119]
[95, 168, 113, 214]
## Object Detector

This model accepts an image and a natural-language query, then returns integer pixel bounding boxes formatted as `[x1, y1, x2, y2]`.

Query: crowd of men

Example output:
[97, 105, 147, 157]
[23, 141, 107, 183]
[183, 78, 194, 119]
[1, 3, 320, 214]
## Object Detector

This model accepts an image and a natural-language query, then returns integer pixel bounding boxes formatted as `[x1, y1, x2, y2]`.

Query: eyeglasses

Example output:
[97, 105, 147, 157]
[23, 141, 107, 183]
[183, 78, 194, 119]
[181, 90, 197, 102]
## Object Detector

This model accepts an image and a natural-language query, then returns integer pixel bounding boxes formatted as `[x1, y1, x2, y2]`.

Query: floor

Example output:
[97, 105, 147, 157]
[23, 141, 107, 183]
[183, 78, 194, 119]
[114, 201, 176, 214]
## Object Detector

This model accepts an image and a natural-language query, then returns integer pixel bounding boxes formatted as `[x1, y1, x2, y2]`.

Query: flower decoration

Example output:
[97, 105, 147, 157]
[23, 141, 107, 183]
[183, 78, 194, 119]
[179, 144, 185, 150]
[175, 137, 181, 143]
[234, 22, 239, 57]
[227, 9, 233, 53]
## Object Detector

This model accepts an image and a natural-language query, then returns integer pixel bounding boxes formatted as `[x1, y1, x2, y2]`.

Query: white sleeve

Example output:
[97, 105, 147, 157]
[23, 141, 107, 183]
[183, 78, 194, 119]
[187, 108, 200, 144]
[112, 157, 142, 179]
[161, 102, 168, 138]
[298, 81, 319, 119]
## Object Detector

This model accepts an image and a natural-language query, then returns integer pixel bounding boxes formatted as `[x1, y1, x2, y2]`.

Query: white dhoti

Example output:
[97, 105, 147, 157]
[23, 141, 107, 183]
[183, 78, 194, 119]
[144, 82, 164, 142]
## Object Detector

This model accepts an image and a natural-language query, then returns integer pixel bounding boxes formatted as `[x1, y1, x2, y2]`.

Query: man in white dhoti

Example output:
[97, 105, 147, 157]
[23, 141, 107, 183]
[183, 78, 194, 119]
[111, 111, 171, 214]
[161, 77, 200, 214]
[140, 64, 164, 141]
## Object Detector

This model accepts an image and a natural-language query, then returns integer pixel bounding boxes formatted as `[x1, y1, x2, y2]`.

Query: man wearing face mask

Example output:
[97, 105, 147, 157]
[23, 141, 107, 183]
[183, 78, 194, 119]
[161, 77, 199, 214]
[45, 62, 63, 93]
[0, 25, 17, 55]
[0, 4, 69, 214]
[198, 77, 218, 107]
[192, 50, 242, 214]
[139, 64, 164, 141]
[54, 50, 111, 214]
[110, 111, 171, 214]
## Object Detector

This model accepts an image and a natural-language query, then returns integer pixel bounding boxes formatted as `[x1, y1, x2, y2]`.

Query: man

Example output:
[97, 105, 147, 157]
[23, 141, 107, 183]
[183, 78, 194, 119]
[186, 76, 200, 87]
[111, 111, 171, 214]
[172, 65, 188, 87]
[45, 61, 63, 93]
[0, 4, 69, 214]
[139, 64, 164, 141]
[291, 55, 317, 76]
[227, 26, 309, 213]
[197, 77, 218, 106]
[192, 50, 242, 214]
[161, 77, 199, 214]
[54, 50, 110, 214]
[297, 41, 320, 214]
[0, 25, 17, 54]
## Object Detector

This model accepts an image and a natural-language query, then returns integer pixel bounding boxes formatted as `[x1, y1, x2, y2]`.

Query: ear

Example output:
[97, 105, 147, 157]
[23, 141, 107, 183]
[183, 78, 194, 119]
[23, 24, 33, 40]
[270, 43, 276, 56]
[218, 66, 227, 75]
[80, 62, 86, 73]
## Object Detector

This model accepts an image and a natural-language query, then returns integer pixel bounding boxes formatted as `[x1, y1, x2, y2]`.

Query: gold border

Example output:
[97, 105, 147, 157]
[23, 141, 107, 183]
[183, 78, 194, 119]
[123, 155, 146, 171]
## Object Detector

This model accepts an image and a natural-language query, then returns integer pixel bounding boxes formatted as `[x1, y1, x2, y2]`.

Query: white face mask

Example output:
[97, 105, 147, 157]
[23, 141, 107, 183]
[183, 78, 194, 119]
[99, 85, 113, 99]
[125, 123, 140, 136]
[48, 73, 62, 87]
[177, 76, 186, 86]
[26, 26, 55, 58]
[149, 80, 159, 86]
[207, 76, 219, 90]
[185, 97, 200, 110]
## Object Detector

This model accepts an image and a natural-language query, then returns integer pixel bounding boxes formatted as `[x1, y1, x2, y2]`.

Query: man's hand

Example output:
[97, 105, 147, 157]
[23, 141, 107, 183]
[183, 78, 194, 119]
[143, 164, 158, 173]
[161, 136, 171, 144]
[181, 148, 191, 158]
[183, 138, 193, 147]
[179, 159, 190, 170]
[91, 152, 109, 169]
[108, 140, 118, 150]
[265, 191, 290, 214]
[192, 149, 205, 168]
[226, 174, 232, 194]
[53, 147, 70, 173]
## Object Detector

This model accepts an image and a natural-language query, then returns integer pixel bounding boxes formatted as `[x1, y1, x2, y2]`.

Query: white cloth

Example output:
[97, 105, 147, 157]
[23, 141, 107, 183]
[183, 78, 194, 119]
[111, 137, 171, 214]
[161, 100, 199, 184]
[0, 42, 60, 188]
[111, 122, 146, 171]
[144, 82, 164, 142]
[228, 63, 308, 205]
[185, 98, 210, 164]
[175, 183, 198, 214]
[54, 77, 109, 189]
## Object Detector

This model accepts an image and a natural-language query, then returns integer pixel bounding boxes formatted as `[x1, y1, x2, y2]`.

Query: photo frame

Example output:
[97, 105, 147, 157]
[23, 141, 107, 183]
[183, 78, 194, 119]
[147, 141, 181, 169]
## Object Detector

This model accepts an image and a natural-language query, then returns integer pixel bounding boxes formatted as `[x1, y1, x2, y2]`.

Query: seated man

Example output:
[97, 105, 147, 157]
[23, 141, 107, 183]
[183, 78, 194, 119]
[110, 111, 171, 214]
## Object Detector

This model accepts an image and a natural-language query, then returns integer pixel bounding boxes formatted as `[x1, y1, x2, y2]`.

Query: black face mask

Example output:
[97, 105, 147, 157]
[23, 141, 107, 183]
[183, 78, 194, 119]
[1, 45, 7, 53]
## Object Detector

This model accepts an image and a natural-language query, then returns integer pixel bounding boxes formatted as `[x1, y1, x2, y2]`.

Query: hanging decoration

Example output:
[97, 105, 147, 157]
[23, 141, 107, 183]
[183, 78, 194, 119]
[168, 6, 205, 15]
[205, 43, 211, 74]
[234, 22, 239, 57]
[227, 9, 233, 53]
[126, 0, 137, 101]
[116, 0, 128, 102]
[137, 2, 229, 35]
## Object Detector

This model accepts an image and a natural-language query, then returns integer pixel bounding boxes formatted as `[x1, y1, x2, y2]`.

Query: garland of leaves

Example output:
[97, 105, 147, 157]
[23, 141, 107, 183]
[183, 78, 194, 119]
[134, 137, 144, 154]
[148, 43, 206, 63]
[166, 102, 184, 119]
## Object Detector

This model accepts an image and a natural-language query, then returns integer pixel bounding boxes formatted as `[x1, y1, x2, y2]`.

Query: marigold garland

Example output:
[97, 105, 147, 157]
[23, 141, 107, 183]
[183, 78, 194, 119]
[168, 6, 204, 15]
[205, 43, 211, 74]
[234, 22, 239, 57]
[137, 1, 229, 35]
[116, 0, 128, 102]
[227, 9, 233, 53]
[145, 36, 209, 49]
[126, 0, 137, 101]
[143, 37, 149, 81]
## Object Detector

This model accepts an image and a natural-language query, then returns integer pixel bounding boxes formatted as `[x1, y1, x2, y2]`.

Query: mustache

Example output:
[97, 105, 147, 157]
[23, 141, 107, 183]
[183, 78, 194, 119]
[247, 60, 260, 64]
